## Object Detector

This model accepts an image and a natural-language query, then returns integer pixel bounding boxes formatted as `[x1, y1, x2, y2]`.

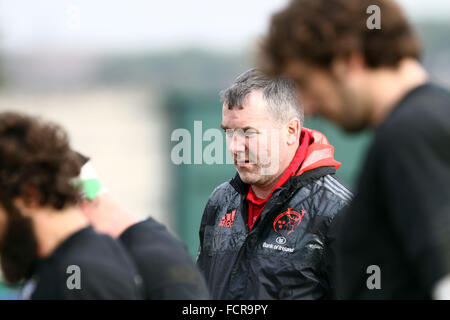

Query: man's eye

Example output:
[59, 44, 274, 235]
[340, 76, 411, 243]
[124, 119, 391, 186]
[225, 130, 234, 137]
[245, 130, 257, 136]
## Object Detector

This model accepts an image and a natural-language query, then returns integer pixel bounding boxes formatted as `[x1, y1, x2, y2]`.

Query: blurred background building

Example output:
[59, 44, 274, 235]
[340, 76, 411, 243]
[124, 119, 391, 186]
[0, 0, 449, 298]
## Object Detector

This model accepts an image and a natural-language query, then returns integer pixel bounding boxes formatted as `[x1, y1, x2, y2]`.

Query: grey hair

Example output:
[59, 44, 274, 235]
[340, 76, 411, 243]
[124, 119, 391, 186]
[220, 68, 304, 126]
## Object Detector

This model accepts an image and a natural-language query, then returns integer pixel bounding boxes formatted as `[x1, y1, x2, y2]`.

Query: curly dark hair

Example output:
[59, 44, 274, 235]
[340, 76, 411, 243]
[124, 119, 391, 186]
[0, 112, 83, 211]
[260, 0, 421, 75]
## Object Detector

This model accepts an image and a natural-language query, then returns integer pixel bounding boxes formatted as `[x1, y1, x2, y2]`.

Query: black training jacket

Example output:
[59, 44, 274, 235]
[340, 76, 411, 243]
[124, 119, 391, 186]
[197, 129, 353, 299]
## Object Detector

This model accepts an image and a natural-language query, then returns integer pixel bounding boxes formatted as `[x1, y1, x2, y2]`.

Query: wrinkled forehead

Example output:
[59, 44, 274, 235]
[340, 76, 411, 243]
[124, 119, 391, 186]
[221, 90, 274, 130]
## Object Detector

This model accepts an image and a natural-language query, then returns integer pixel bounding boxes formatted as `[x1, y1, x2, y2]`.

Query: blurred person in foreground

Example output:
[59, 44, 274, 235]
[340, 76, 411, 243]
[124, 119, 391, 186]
[0, 112, 143, 299]
[260, 0, 450, 299]
[197, 69, 352, 299]
[77, 157, 210, 300]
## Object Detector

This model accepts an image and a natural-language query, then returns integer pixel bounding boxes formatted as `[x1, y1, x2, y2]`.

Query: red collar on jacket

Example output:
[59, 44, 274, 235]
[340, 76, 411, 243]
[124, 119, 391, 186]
[246, 127, 341, 230]
[247, 128, 310, 205]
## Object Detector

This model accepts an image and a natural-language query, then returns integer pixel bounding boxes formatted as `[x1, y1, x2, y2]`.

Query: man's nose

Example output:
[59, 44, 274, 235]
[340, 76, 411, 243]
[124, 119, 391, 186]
[227, 133, 246, 155]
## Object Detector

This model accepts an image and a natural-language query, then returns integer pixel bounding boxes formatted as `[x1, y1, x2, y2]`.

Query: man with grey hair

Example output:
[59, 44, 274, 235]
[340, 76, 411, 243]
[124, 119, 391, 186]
[197, 69, 352, 299]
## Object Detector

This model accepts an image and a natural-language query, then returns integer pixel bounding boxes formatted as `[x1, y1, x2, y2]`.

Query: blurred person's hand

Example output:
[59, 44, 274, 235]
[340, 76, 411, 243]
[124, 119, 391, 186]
[75, 157, 141, 238]
[79, 193, 140, 238]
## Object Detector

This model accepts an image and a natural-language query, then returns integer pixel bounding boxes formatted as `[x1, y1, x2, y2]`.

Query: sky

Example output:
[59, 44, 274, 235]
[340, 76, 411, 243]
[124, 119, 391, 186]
[0, 0, 449, 53]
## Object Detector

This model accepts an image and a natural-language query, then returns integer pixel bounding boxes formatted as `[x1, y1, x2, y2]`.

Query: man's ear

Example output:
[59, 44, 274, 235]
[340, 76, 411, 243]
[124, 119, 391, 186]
[331, 51, 366, 79]
[78, 197, 100, 217]
[13, 197, 36, 217]
[21, 185, 42, 209]
[286, 118, 300, 146]
[348, 51, 366, 72]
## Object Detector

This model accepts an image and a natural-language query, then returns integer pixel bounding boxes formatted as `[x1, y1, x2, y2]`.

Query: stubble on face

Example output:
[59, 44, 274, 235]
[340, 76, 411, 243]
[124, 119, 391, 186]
[222, 91, 282, 187]
[232, 133, 275, 186]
